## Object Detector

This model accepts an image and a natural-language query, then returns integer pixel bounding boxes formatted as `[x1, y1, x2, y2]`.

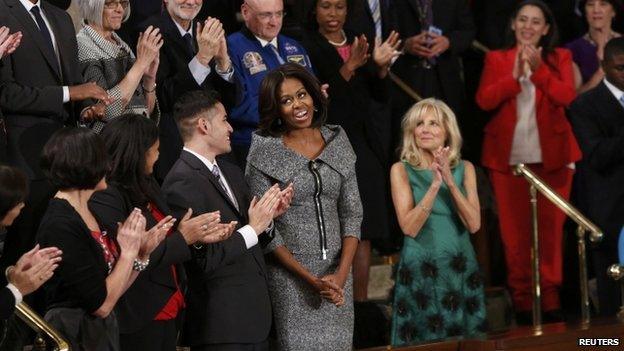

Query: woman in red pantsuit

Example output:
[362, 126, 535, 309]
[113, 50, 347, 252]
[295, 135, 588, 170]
[476, 0, 581, 323]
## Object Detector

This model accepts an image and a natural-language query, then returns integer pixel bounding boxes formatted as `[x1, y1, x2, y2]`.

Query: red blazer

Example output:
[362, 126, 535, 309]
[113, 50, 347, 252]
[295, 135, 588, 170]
[476, 47, 582, 172]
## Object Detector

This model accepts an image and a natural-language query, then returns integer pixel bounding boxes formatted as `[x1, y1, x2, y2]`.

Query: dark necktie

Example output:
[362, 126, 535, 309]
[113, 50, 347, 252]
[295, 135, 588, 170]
[211, 164, 239, 210]
[183, 33, 196, 55]
[30, 6, 56, 59]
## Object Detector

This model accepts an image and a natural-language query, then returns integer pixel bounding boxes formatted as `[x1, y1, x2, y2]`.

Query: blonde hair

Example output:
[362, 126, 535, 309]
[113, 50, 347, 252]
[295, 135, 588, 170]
[399, 98, 462, 168]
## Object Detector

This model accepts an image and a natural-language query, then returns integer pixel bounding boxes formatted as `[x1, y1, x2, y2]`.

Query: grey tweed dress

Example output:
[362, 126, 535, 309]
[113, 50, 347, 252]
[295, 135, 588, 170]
[246, 125, 363, 351]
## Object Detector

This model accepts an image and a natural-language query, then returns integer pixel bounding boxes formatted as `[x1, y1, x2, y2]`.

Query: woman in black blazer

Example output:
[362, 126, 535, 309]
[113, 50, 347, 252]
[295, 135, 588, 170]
[89, 115, 233, 351]
[301, 0, 400, 302]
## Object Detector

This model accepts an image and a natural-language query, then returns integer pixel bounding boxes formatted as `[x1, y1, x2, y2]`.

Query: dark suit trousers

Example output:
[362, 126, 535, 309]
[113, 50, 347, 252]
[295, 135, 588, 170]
[592, 245, 621, 317]
[190, 339, 269, 351]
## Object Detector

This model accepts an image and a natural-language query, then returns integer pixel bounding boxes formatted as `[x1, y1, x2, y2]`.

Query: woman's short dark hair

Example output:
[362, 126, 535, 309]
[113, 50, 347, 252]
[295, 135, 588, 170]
[100, 115, 160, 206]
[40, 127, 109, 190]
[505, 0, 559, 68]
[258, 63, 328, 137]
[579, 0, 622, 20]
[0, 165, 28, 220]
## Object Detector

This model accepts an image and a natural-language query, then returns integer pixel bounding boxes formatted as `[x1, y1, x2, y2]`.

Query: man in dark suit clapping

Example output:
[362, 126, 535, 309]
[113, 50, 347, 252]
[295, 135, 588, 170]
[569, 37, 624, 317]
[162, 90, 293, 351]
[142, 0, 237, 182]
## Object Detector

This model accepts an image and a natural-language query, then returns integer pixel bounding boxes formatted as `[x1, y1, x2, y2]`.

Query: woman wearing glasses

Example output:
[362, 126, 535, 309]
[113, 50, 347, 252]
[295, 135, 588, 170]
[76, 0, 162, 133]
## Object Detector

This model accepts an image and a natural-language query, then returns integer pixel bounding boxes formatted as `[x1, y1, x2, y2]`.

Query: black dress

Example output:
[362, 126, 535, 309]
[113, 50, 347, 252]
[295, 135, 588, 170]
[301, 30, 390, 241]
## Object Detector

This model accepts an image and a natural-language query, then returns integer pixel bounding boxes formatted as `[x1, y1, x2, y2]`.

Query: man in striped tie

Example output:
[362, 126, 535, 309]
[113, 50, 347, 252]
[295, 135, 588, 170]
[569, 37, 624, 318]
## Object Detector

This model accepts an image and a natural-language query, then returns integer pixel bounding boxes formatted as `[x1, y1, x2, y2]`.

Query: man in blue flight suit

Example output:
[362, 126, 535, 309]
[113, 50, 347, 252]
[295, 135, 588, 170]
[227, 0, 312, 166]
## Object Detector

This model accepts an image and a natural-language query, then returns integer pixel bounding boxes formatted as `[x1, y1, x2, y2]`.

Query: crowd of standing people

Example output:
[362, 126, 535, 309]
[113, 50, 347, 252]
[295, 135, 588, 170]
[0, 0, 623, 350]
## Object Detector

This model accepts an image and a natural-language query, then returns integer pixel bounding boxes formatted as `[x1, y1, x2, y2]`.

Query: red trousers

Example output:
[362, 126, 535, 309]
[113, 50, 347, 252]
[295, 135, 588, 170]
[489, 164, 574, 312]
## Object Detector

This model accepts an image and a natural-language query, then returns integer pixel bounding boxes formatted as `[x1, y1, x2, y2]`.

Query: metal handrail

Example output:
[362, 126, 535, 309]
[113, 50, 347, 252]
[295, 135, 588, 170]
[514, 164, 603, 328]
[15, 302, 69, 351]
[514, 164, 602, 241]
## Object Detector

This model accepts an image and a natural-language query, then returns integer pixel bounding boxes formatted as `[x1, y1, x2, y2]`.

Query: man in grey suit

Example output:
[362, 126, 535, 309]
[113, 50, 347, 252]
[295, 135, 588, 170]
[162, 90, 293, 350]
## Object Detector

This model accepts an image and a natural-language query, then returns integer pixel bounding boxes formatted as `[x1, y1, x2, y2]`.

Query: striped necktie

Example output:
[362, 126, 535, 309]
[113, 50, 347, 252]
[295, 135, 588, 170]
[211, 164, 239, 210]
[268, 43, 285, 65]
[368, 0, 382, 39]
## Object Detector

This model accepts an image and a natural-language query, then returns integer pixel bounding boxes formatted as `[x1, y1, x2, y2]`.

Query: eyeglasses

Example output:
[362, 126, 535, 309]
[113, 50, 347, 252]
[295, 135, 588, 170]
[255, 10, 285, 21]
[104, 0, 129, 10]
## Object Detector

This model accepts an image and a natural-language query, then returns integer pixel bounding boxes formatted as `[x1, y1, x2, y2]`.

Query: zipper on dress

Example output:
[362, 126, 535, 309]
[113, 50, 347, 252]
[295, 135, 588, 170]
[308, 160, 328, 260]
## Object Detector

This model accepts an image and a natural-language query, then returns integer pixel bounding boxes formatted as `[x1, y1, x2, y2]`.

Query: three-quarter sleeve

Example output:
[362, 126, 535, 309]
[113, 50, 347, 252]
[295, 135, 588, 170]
[338, 164, 363, 240]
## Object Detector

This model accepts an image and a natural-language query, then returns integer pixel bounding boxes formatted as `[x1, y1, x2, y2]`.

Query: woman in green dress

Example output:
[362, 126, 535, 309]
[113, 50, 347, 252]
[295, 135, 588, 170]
[390, 98, 486, 345]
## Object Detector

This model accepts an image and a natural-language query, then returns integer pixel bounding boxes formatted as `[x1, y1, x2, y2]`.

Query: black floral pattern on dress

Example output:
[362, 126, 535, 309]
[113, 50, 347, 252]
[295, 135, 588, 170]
[413, 289, 430, 310]
[398, 266, 413, 285]
[450, 252, 467, 273]
[421, 259, 439, 279]
[396, 299, 408, 317]
[441, 290, 461, 312]
[467, 271, 483, 290]
[465, 296, 481, 315]
[399, 322, 417, 343]
[427, 313, 444, 333]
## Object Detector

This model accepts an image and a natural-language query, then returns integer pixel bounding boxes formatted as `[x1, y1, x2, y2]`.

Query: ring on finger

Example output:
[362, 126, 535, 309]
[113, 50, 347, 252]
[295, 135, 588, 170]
[201, 224, 208, 231]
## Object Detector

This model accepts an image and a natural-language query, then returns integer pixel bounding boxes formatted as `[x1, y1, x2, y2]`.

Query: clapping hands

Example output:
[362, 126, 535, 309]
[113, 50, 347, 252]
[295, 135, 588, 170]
[0, 26, 21, 59]
[431, 146, 454, 187]
[373, 31, 402, 77]
[8, 245, 62, 296]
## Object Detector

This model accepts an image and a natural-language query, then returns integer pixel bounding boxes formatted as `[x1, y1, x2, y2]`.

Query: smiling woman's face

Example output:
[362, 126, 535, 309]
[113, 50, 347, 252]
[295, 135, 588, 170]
[278, 78, 315, 130]
[511, 5, 550, 46]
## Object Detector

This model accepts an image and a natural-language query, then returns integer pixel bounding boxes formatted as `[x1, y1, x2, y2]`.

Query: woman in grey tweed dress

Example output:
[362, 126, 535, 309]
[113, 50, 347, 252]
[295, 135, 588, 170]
[76, 0, 161, 133]
[246, 63, 362, 351]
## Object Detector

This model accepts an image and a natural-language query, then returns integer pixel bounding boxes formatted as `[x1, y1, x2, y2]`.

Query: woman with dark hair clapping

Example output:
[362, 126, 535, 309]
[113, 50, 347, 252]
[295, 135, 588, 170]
[36, 127, 167, 350]
[476, 0, 581, 324]
[88, 115, 233, 350]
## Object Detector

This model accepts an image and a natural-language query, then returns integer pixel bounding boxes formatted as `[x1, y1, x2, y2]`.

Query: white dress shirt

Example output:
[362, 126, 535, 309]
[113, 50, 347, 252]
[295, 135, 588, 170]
[172, 20, 234, 85]
[510, 72, 543, 165]
[18, 0, 69, 102]
[604, 77, 624, 106]
[183, 147, 258, 249]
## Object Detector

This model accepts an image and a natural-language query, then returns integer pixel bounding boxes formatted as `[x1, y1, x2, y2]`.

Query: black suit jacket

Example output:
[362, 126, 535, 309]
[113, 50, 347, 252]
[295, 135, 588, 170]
[0, 0, 82, 180]
[140, 12, 237, 182]
[344, 0, 396, 44]
[0, 272, 16, 319]
[391, 0, 475, 113]
[88, 182, 191, 335]
[161, 151, 271, 346]
[569, 82, 624, 249]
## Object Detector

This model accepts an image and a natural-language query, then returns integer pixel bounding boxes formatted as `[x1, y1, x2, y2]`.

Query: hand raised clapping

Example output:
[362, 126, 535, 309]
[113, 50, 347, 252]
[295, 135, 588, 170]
[8, 245, 62, 295]
[116, 208, 146, 258]
[138, 215, 176, 259]
[178, 208, 233, 245]
[432, 146, 454, 187]
[136, 26, 163, 74]
[345, 35, 370, 72]
[196, 17, 225, 67]
[373, 31, 401, 74]
[0, 26, 21, 59]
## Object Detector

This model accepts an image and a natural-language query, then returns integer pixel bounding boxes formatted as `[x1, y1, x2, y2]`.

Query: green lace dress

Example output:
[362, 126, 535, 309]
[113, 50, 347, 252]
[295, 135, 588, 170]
[390, 161, 486, 345]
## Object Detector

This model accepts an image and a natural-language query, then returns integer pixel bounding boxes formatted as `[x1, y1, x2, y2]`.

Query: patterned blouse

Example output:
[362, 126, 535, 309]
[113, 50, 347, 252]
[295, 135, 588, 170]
[76, 25, 159, 133]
